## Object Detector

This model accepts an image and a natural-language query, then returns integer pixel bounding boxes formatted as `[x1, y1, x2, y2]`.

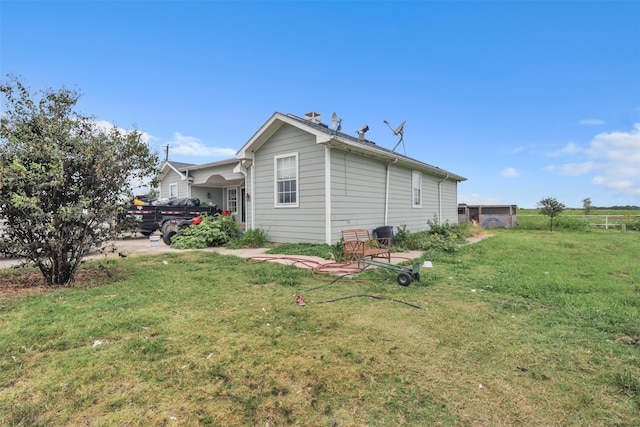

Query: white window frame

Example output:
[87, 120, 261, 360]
[274, 152, 299, 208]
[412, 171, 422, 208]
[227, 187, 238, 213]
[169, 183, 177, 198]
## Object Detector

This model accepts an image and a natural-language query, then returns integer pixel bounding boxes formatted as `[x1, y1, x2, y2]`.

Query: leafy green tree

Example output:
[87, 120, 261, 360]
[537, 197, 566, 232]
[582, 197, 593, 215]
[0, 77, 158, 285]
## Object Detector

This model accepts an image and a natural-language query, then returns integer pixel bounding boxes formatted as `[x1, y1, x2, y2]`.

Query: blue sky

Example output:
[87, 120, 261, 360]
[2, 0, 639, 208]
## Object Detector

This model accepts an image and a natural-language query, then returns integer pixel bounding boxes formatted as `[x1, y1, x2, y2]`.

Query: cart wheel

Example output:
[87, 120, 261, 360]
[397, 272, 412, 286]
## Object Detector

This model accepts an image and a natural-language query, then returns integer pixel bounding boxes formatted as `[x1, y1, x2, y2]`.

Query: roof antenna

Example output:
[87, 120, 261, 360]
[331, 112, 342, 132]
[384, 120, 406, 153]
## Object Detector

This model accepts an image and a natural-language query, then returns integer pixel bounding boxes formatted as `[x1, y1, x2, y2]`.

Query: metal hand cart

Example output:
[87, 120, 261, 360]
[357, 258, 421, 286]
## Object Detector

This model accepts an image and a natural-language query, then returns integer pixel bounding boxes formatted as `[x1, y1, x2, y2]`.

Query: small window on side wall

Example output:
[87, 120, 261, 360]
[412, 171, 422, 208]
[169, 183, 177, 198]
[274, 153, 299, 207]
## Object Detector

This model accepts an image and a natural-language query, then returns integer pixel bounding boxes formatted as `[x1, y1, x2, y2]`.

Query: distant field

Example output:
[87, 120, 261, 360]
[516, 209, 640, 231]
[518, 209, 640, 216]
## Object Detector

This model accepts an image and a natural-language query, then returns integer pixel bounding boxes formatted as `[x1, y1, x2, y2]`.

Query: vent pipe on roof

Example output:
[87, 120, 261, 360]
[356, 125, 369, 142]
[304, 112, 322, 124]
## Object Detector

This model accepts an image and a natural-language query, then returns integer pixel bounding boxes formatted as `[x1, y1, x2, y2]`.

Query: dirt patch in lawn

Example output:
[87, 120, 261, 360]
[0, 266, 114, 300]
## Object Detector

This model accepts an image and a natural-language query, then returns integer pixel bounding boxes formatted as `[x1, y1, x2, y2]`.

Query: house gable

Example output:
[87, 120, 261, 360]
[237, 113, 332, 161]
[251, 123, 327, 243]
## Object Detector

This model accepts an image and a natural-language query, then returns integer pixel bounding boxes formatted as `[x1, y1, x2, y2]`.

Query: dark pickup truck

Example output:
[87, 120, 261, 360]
[123, 198, 218, 239]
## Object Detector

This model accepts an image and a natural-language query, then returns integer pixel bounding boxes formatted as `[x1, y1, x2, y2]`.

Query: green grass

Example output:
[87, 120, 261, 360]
[1, 230, 639, 425]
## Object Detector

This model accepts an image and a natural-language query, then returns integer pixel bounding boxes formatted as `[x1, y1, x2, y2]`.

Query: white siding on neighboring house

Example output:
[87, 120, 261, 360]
[253, 124, 326, 243]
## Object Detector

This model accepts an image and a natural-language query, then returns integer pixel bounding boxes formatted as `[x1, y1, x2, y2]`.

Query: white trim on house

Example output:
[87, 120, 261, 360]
[250, 162, 256, 229]
[237, 113, 331, 161]
[226, 187, 238, 213]
[274, 152, 299, 208]
[324, 144, 332, 244]
[158, 162, 189, 181]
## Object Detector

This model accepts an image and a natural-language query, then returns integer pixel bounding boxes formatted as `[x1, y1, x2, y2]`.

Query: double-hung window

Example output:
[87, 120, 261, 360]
[275, 153, 298, 207]
[169, 183, 177, 198]
[412, 171, 422, 208]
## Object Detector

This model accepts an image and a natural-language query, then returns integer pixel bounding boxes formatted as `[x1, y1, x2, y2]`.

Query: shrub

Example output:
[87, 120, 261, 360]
[405, 231, 460, 253]
[227, 228, 269, 249]
[329, 239, 344, 261]
[553, 215, 591, 231]
[626, 217, 640, 231]
[396, 217, 466, 253]
[171, 214, 240, 249]
[426, 216, 467, 240]
[393, 225, 411, 249]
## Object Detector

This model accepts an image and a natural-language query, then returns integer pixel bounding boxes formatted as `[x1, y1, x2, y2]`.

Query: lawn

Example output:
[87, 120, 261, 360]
[0, 229, 638, 426]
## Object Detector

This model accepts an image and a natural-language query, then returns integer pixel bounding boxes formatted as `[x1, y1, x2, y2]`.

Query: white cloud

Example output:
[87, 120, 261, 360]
[546, 141, 583, 157]
[579, 118, 605, 126]
[546, 123, 640, 199]
[168, 132, 236, 158]
[585, 123, 640, 197]
[510, 146, 524, 154]
[586, 124, 640, 163]
[501, 167, 519, 178]
[544, 161, 600, 176]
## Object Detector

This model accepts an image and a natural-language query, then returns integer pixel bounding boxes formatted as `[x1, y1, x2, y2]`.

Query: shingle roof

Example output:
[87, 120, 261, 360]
[285, 113, 466, 181]
[167, 161, 196, 170]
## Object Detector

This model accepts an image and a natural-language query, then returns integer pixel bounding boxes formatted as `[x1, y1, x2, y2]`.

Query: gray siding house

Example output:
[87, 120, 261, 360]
[158, 112, 466, 244]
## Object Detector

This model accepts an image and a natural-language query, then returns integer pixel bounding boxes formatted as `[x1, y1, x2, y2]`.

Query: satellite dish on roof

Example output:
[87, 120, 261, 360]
[331, 112, 342, 131]
[383, 119, 407, 153]
[384, 119, 406, 136]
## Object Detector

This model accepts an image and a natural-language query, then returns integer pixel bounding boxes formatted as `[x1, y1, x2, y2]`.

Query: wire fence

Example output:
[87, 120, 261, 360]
[518, 215, 640, 231]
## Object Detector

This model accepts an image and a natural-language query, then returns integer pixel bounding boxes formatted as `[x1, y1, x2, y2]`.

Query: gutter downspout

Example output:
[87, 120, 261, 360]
[237, 167, 249, 229]
[384, 159, 397, 226]
[437, 173, 450, 225]
[325, 145, 332, 244]
[185, 168, 191, 198]
[250, 163, 256, 230]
